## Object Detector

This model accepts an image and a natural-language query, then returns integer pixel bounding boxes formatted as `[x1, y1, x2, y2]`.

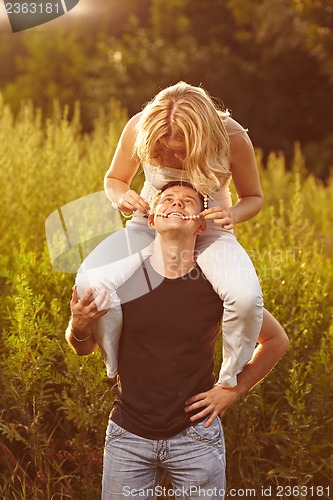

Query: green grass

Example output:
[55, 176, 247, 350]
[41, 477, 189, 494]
[0, 98, 332, 499]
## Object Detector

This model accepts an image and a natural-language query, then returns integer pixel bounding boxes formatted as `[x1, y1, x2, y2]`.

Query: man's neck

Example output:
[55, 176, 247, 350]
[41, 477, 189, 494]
[150, 233, 197, 279]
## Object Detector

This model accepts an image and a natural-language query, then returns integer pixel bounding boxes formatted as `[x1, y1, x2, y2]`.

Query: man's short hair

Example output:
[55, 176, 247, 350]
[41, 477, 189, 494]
[151, 181, 204, 212]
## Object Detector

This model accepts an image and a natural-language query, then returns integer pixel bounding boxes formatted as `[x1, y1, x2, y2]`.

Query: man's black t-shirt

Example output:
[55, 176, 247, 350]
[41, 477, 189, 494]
[110, 258, 223, 439]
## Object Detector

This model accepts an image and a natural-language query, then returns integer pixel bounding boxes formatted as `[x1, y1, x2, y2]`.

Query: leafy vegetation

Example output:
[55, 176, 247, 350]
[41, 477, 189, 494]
[0, 100, 332, 499]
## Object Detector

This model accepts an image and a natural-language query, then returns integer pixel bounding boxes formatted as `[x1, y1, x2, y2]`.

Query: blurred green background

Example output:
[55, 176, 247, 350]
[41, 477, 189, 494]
[0, 1, 332, 499]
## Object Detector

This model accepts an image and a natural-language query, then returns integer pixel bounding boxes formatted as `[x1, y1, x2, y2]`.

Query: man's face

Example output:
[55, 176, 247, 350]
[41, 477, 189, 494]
[149, 185, 206, 236]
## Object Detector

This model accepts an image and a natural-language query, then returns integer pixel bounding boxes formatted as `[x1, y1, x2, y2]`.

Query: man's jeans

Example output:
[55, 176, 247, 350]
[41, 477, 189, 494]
[102, 418, 226, 499]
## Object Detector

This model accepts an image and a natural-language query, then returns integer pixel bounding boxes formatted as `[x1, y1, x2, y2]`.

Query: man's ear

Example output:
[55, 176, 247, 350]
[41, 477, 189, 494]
[148, 214, 155, 228]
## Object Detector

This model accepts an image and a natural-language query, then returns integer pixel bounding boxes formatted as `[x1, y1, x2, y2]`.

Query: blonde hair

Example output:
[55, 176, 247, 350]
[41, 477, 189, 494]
[133, 81, 231, 198]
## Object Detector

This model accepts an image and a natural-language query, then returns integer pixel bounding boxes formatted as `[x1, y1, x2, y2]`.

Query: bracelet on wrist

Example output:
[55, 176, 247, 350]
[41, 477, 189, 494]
[71, 329, 92, 342]
[120, 210, 134, 219]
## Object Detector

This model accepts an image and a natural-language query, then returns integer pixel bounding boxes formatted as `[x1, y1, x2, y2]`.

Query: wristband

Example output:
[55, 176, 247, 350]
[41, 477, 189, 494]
[71, 329, 92, 342]
[120, 211, 134, 219]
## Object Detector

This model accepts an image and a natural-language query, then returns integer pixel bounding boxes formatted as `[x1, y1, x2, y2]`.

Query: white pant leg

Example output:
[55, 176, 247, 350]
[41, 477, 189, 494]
[79, 223, 155, 272]
[196, 228, 263, 388]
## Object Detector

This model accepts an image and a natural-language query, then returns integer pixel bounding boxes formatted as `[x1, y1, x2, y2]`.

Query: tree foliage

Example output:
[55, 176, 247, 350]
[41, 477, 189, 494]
[293, 0, 333, 80]
[0, 0, 332, 177]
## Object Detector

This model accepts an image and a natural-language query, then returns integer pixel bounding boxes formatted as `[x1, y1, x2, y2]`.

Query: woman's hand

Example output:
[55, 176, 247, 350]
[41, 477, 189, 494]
[117, 189, 150, 215]
[200, 206, 235, 230]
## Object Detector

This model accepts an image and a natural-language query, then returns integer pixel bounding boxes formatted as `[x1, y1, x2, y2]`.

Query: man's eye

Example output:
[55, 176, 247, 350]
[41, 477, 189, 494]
[185, 199, 194, 204]
[163, 197, 173, 202]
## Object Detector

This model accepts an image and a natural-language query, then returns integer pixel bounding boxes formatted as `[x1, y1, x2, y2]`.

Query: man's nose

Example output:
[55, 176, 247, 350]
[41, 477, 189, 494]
[171, 199, 184, 208]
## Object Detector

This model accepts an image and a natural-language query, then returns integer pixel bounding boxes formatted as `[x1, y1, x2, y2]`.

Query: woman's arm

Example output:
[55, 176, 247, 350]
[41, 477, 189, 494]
[228, 132, 263, 224]
[201, 128, 263, 228]
[104, 112, 149, 215]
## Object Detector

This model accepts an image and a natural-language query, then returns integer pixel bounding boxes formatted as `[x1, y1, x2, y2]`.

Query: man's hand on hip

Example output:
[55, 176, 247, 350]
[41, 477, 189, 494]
[184, 385, 240, 428]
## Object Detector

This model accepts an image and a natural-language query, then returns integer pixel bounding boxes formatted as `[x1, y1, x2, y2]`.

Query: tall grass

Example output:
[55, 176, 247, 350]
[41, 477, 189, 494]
[0, 97, 332, 499]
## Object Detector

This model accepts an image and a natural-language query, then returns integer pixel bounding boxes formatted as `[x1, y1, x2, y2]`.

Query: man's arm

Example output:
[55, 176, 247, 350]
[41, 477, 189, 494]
[65, 287, 110, 356]
[184, 309, 289, 427]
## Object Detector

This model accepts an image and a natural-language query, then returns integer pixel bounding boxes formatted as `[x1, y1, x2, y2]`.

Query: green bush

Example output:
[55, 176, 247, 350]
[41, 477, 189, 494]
[0, 100, 332, 499]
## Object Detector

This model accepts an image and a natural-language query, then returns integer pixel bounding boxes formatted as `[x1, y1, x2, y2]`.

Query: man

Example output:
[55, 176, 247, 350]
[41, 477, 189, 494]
[66, 182, 288, 499]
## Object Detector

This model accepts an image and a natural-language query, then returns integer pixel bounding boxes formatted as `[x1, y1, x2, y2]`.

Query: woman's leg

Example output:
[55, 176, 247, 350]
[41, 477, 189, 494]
[81, 224, 155, 271]
[196, 230, 263, 388]
[77, 223, 156, 298]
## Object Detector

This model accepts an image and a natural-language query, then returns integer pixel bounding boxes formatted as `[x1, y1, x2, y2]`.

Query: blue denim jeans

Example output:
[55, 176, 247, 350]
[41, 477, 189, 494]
[102, 418, 226, 499]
